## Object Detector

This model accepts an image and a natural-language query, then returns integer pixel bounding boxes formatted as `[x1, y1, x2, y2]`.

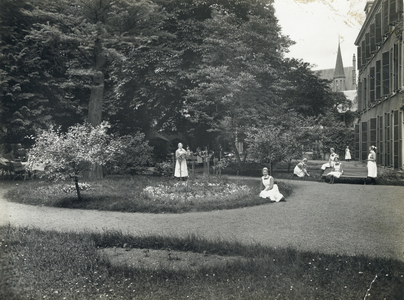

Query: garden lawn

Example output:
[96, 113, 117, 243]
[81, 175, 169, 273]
[4, 175, 292, 213]
[1, 227, 403, 300]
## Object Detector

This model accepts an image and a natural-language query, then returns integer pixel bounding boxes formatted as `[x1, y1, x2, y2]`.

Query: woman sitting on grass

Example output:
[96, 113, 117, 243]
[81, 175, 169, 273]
[259, 167, 286, 202]
[293, 158, 310, 178]
[326, 157, 343, 184]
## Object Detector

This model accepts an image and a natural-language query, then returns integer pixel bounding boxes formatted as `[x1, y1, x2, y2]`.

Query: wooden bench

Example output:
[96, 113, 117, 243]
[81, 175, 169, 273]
[321, 163, 369, 184]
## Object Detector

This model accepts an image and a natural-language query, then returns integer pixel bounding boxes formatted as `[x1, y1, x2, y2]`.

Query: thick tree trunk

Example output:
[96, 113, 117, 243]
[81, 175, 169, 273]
[88, 73, 104, 127]
[85, 29, 105, 181]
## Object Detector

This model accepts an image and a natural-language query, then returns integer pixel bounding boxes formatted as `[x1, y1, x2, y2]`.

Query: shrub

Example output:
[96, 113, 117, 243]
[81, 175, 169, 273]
[104, 133, 153, 175]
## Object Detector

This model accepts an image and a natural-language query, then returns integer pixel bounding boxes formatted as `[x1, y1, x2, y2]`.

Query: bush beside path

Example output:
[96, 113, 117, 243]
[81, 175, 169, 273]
[0, 179, 403, 262]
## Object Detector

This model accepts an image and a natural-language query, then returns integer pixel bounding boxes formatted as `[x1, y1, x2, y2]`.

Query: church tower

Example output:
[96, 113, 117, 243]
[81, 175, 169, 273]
[333, 43, 346, 92]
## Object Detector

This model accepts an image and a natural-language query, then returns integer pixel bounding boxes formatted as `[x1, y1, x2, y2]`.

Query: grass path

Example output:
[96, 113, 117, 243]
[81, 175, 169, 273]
[1, 178, 403, 261]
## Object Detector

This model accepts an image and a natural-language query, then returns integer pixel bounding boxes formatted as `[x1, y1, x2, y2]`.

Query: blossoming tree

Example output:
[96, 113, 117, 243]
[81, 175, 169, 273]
[27, 122, 120, 201]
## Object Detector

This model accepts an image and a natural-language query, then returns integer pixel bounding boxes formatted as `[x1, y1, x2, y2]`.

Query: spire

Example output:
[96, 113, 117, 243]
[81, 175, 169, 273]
[334, 42, 345, 79]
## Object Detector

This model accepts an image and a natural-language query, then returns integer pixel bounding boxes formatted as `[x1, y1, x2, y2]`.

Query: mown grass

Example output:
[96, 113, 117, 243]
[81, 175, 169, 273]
[4, 175, 293, 213]
[1, 226, 403, 300]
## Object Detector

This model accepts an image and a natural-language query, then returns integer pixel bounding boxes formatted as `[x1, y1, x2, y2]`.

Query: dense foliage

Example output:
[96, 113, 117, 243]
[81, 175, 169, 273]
[104, 133, 153, 175]
[0, 0, 352, 168]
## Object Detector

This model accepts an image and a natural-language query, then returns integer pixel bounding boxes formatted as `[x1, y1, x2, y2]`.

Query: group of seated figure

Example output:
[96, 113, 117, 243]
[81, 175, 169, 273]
[292, 147, 345, 184]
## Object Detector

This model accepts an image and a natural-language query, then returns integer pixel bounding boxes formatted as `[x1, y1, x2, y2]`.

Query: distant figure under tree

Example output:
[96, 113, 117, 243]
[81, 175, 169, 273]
[345, 146, 351, 162]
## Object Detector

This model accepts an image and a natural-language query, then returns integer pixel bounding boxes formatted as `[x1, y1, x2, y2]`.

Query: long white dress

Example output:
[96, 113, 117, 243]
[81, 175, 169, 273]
[259, 176, 284, 202]
[327, 163, 343, 178]
[174, 148, 189, 178]
[367, 151, 377, 178]
[345, 149, 351, 160]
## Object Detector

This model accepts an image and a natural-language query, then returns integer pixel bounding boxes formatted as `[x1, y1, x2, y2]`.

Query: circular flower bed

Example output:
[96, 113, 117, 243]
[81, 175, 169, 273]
[142, 180, 252, 203]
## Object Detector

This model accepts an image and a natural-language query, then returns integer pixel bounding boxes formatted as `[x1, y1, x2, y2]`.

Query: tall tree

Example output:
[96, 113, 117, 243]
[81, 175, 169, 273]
[0, 0, 80, 148]
[15, 0, 171, 177]
[183, 4, 292, 168]
[281, 58, 334, 117]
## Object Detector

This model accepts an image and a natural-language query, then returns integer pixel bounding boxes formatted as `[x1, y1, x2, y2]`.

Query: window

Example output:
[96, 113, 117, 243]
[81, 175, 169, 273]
[355, 124, 360, 160]
[358, 81, 363, 111]
[370, 23, 376, 54]
[383, 0, 389, 36]
[393, 110, 399, 168]
[357, 46, 362, 70]
[370, 118, 377, 154]
[362, 121, 368, 160]
[363, 77, 367, 108]
[365, 32, 370, 60]
[378, 115, 384, 164]
[361, 40, 366, 66]
[394, 44, 398, 91]
[390, 0, 398, 23]
[382, 51, 389, 95]
[376, 60, 381, 99]
[370, 67, 375, 102]
[385, 112, 391, 166]
[375, 13, 382, 45]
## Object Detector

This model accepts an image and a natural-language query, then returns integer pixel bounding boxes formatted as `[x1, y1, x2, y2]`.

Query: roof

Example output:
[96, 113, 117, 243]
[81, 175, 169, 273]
[315, 67, 356, 90]
[334, 44, 346, 78]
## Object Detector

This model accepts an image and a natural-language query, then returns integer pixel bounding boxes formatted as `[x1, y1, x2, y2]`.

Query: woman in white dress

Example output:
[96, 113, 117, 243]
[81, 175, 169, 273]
[259, 167, 285, 202]
[345, 146, 351, 162]
[326, 157, 343, 184]
[321, 148, 338, 171]
[293, 158, 310, 178]
[367, 145, 377, 185]
[174, 143, 190, 180]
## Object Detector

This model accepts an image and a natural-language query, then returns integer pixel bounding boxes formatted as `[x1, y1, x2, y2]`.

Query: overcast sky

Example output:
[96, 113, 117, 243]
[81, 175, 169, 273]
[273, 0, 368, 70]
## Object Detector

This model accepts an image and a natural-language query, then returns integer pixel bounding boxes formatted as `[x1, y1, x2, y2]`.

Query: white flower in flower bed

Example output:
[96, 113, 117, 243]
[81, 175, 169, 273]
[62, 182, 91, 194]
[34, 182, 92, 195]
[142, 180, 251, 202]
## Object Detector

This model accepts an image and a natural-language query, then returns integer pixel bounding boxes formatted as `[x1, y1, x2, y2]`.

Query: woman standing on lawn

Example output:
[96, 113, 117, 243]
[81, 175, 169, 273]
[345, 146, 351, 162]
[367, 145, 377, 185]
[259, 167, 285, 202]
[174, 143, 190, 181]
[326, 157, 343, 184]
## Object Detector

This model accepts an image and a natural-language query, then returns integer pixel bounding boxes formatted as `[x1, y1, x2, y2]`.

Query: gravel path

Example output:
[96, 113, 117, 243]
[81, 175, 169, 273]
[1, 179, 403, 261]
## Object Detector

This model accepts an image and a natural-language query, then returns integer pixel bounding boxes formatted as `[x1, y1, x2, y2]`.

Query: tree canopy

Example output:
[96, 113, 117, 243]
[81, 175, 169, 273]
[0, 0, 349, 166]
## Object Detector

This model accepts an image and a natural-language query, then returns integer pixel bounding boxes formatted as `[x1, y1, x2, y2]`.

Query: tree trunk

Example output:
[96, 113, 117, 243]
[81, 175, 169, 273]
[85, 25, 105, 181]
[74, 176, 82, 201]
[232, 142, 243, 174]
[88, 72, 104, 127]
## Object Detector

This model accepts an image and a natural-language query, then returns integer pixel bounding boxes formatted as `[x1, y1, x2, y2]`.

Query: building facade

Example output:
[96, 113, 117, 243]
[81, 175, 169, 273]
[355, 0, 403, 169]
